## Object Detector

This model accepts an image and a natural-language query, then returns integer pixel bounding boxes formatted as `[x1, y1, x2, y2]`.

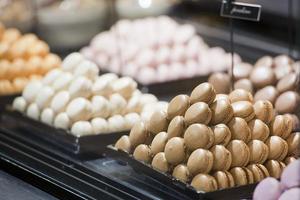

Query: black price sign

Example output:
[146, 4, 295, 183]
[221, 1, 261, 21]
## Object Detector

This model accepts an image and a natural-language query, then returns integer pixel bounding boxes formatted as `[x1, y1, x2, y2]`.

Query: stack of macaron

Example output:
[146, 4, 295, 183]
[253, 159, 300, 200]
[114, 82, 299, 192]
[0, 23, 61, 95]
[81, 16, 241, 85]
[11, 52, 167, 137]
[208, 54, 300, 128]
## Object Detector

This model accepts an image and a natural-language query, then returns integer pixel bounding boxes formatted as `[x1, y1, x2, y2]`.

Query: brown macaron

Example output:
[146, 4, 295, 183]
[276, 73, 298, 93]
[172, 164, 190, 183]
[250, 66, 276, 88]
[270, 115, 293, 139]
[212, 124, 231, 146]
[164, 137, 186, 165]
[151, 152, 169, 173]
[147, 110, 169, 134]
[150, 131, 168, 155]
[191, 174, 218, 192]
[275, 91, 300, 114]
[230, 167, 254, 186]
[286, 132, 300, 157]
[231, 101, 255, 122]
[228, 117, 251, 143]
[284, 156, 297, 166]
[273, 54, 293, 67]
[115, 135, 132, 153]
[266, 136, 288, 161]
[190, 82, 216, 105]
[234, 78, 254, 94]
[167, 116, 186, 139]
[248, 140, 269, 164]
[264, 160, 286, 179]
[274, 64, 293, 80]
[231, 62, 253, 80]
[248, 119, 270, 142]
[208, 73, 231, 94]
[284, 114, 300, 131]
[167, 95, 190, 120]
[215, 94, 231, 104]
[253, 100, 274, 124]
[247, 164, 270, 182]
[229, 89, 254, 103]
[184, 102, 212, 125]
[213, 171, 235, 189]
[133, 144, 152, 163]
[187, 148, 214, 175]
[210, 145, 232, 171]
[254, 86, 279, 105]
[227, 140, 250, 167]
[129, 121, 150, 148]
[210, 99, 234, 125]
[184, 124, 214, 151]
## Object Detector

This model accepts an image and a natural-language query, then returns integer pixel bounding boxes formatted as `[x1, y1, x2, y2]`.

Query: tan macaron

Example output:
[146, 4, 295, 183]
[229, 89, 253, 103]
[191, 174, 218, 192]
[264, 160, 286, 179]
[247, 164, 270, 182]
[266, 136, 289, 161]
[167, 116, 186, 139]
[253, 100, 274, 124]
[115, 135, 132, 153]
[230, 167, 254, 186]
[187, 148, 214, 175]
[172, 164, 190, 183]
[227, 140, 250, 167]
[167, 95, 190, 120]
[133, 144, 152, 163]
[147, 110, 169, 134]
[231, 101, 255, 122]
[284, 156, 297, 166]
[210, 99, 234, 125]
[129, 121, 150, 148]
[271, 115, 293, 139]
[228, 117, 251, 143]
[150, 131, 168, 155]
[164, 137, 186, 165]
[248, 119, 270, 142]
[184, 102, 212, 125]
[190, 82, 216, 105]
[151, 152, 169, 173]
[213, 171, 235, 189]
[184, 124, 214, 151]
[286, 132, 300, 157]
[212, 124, 231, 146]
[210, 145, 232, 171]
[248, 140, 269, 164]
[215, 94, 231, 104]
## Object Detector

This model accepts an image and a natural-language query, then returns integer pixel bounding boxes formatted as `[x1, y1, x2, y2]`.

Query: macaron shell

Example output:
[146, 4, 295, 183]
[230, 167, 254, 186]
[152, 152, 169, 173]
[184, 102, 212, 125]
[184, 124, 214, 151]
[147, 110, 169, 134]
[229, 89, 253, 103]
[234, 78, 254, 94]
[133, 144, 152, 163]
[284, 156, 297, 166]
[247, 164, 270, 182]
[187, 148, 213, 175]
[228, 117, 251, 143]
[210, 145, 232, 171]
[271, 115, 293, 139]
[275, 91, 300, 114]
[231, 101, 255, 122]
[115, 135, 132, 153]
[190, 82, 216, 105]
[191, 174, 218, 192]
[213, 171, 235, 189]
[266, 136, 289, 161]
[286, 132, 300, 156]
[129, 122, 150, 148]
[210, 99, 234, 125]
[167, 116, 186, 139]
[253, 100, 274, 124]
[254, 86, 279, 105]
[227, 140, 250, 167]
[212, 124, 231, 146]
[248, 140, 269, 164]
[264, 160, 286, 179]
[253, 177, 282, 200]
[172, 164, 190, 183]
[167, 94, 190, 119]
[164, 137, 186, 165]
[150, 131, 168, 155]
[208, 73, 231, 94]
[248, 119, 270, 142]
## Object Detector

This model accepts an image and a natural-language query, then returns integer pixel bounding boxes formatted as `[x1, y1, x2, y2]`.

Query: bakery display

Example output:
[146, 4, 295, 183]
[11, 52, 167, 137]
[114, 82, 299, 193]
[0, 23, 61, 96]
[81, 16, 241, 85]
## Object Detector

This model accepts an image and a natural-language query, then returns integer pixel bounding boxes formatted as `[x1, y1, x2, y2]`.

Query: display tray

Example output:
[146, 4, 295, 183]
[0, 94, 19, 112]
[0, 110, 128, 160]
[106, 145, 257, 200]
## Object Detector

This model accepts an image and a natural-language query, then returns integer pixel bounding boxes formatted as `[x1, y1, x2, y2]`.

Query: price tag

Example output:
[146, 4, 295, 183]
[221, 0, 261, 21]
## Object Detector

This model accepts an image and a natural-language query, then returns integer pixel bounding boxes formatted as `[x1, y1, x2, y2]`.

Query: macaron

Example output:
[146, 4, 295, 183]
[210, 99, 234, 125]
[26, 103, 40, 120]
[147, 110, 169, 134]
[53, 112, 71, 130]
[280, 159, 300, 189]
[167, 116, 186, 139]
[66, 98, 92, 122]
[91, 118, 108, 134]
[133, 144, 152, 163]
[250, 66, 276, 88]
[129, 121, 150, 148]
[73, 60, 99, 81]
[109, 93, 127, 115]
[172, 164, 190, 183]
[234, 78, 254, 94]
[190, 82, 216, 105]
[285, 114, 300, 131]
[275, 91, 300, 114]
[231, 62, 253, 80]
[111, 77, 137, 99]
[227, 117, 251, 143]
[247, 164, 270, 182]
[115, 135, 132, 153]
[270, 115, 293, 139]
[22, 80, 43, 103]
[231, 101, 255, 122]
[208, 73, 231, 94]
[266, 136, 288, 161]
[229, 89, 253, 103]
[40, 108, 55, 126]
[52, 72, 73, 92]
[12, 96, 28, 113]
[264, 160, 286, 179]
[164, 137, 186, 165]
[184, 124, 214, 151]
[248, 119, 270, 142]
[276, 73, 298, 93]
[50, 91, 71, 113]
[215, 94, 231, 104]
[253, 177, 282, 200]
[91, 96, 111, 118]
[248, 140, 269, 164]
[187, 148, 213, 175]
[184, 102, 212, 125]
[253, 100, 274, 124]
[68, 76, 92, 99]
[151, 152, 169, 173]
[286, 132, 300, 156]
[42, 69, 63, 85]
[211, 124, 231, 146]
[71, 121, 93, 137]
[227, 140, 250, 167]
[35, 86, 55, 109]
[279, 188, 300, 200]
[274, 64, 293, 81]
[167, 94, 190, 119]
[230, 167, 254, 186]
[210, 145, 232, 171]
[284, 156, 297, 166]
[191, 174, 218, 192]
[150, 131, 168, 155]
[62, 52, 84, 72]
[213, 171, 235, 189]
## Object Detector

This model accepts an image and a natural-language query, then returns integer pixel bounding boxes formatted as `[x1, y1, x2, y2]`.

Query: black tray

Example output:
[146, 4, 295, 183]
[0, 94, 19, 112]
[106, 145, 257, 200]
[0, 110, 128, 160]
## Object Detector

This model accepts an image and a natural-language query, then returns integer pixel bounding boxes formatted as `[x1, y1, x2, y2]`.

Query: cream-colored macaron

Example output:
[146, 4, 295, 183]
[52, 72, 73, 92]
[91, 96, 111, 118]
[107, 115, 126, 132]
[12, 96, 28, 113]
[91, 117, 109, 134]
[22, 80, 43, 103]
[73, 60, 99, 81]
[62, 52, 84, 72]
[26, 103, 40, 120]
[71, 121, 93, 137]
[40, 108, 55, 126]
[50, 91, 71, 113]
[68, 76, 92, 99]
[124, 113, 141, 129]
[109, 93, 127, 115]
[92, 73, 118, 96]
[42, 69, 63, 85]
[66, 97, 92, 122]
[35, 86, 55, 109]
[110, 77, 137, 99]
[54, 112, 71, 130]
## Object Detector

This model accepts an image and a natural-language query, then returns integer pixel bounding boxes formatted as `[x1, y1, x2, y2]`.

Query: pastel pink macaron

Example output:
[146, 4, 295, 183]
[253, 177, 283, 200]
[279, 188, 300, 200]
[281, 159, 300, 190]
